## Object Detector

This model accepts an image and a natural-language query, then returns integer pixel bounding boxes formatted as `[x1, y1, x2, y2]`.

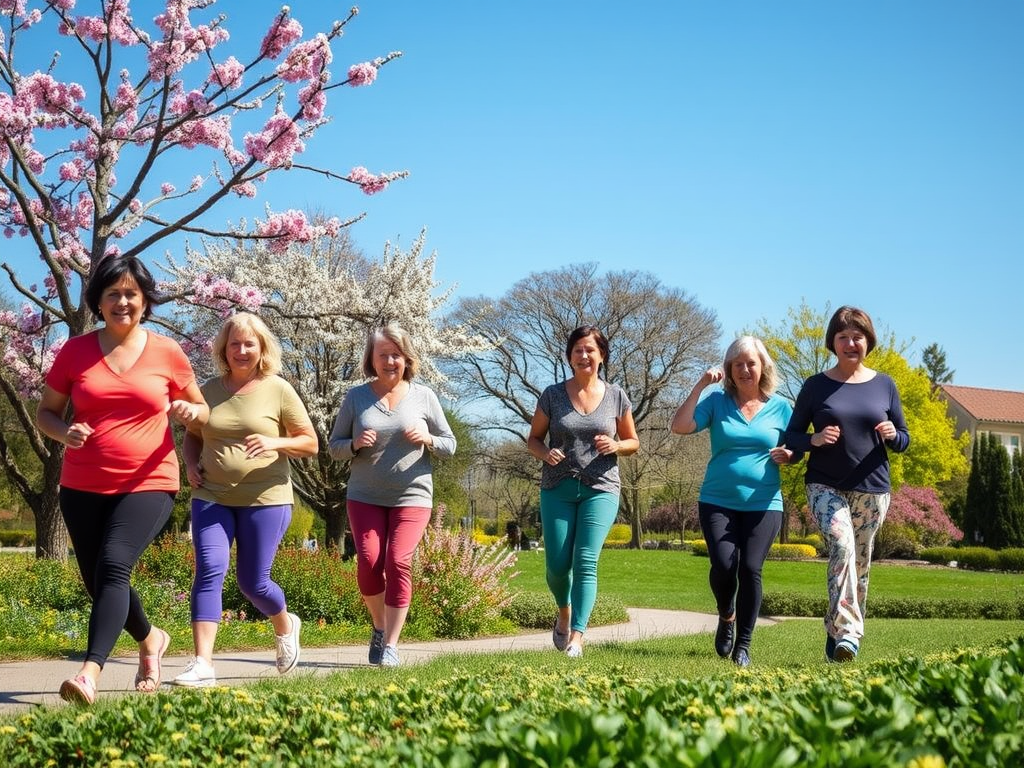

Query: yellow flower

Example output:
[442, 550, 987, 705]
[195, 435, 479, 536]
[170, 733, 186, 743]
[106, 747, 123, 758]
[907, 756, 946, 768]
[0, 725, 16, 735]
[148, 754, 169, 764]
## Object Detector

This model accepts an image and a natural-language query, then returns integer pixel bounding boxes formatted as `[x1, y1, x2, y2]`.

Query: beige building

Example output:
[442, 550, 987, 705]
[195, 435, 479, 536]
[939, 384, 1024, 455]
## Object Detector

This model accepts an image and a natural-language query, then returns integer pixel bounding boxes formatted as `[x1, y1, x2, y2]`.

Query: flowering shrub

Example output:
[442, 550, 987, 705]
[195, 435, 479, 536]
[411, 514, 518, 638]
[876, 486, 963, 559]
[605, 523, 632, 545]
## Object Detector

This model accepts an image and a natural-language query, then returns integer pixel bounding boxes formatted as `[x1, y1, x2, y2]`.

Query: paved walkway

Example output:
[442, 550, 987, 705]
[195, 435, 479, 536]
[0, 608, 772, 713]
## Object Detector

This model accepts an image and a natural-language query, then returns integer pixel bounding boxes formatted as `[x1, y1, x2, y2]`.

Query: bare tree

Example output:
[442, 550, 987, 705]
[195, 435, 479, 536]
[448, 263, 720, 546]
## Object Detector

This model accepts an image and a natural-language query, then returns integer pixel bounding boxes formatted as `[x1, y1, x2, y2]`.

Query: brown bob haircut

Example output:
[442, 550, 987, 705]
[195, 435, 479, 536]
[825, 306, 877, 354]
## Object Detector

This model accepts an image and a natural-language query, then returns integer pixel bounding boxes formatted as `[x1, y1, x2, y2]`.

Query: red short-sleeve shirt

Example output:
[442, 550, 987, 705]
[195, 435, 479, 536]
[45, 330, 196, 494]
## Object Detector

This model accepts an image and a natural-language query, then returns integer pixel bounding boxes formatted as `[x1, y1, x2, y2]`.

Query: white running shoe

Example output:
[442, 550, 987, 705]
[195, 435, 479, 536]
[172, 657, 217, 688]
[380, 644, 401, 667]
[275, 612, 302, 675]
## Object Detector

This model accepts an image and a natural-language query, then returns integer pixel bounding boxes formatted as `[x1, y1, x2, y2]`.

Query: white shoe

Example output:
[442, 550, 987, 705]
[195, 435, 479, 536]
[172, 657, 217, 688]
[380, 644, 401, 667]
[275, 612, 301, 675]
[566, 643, 584, 659]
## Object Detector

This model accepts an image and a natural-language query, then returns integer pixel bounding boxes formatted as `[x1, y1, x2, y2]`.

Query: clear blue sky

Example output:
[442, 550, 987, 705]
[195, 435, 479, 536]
[7, 1, 1024, 391]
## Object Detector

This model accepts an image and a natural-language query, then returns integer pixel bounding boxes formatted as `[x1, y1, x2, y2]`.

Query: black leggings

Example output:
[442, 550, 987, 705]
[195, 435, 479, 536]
[698, 502, 781, 652]
[60, 488, 173, 668]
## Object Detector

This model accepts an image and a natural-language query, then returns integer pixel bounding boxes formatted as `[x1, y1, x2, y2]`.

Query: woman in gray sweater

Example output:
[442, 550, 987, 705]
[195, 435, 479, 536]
[329, 324, 456, 667]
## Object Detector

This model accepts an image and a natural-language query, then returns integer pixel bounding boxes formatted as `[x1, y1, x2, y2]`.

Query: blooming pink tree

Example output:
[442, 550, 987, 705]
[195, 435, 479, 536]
[0, 1, 405, 559]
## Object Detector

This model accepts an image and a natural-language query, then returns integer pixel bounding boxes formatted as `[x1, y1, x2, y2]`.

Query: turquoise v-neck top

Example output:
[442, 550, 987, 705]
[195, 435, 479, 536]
[693, 391, 793, 512]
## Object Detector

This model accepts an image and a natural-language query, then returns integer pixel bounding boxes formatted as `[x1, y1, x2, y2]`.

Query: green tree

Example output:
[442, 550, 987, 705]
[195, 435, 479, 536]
[432, 410, 478, 524]
[962, 435, 986, 544]
[987, 433, 1017, 548]
[921, 343, 955, 389]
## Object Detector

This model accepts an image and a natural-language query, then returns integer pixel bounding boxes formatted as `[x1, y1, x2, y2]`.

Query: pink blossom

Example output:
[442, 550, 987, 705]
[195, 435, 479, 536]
[161, 182, 175, 195]
[59, 161, 82, 181]
[347, 62, 377, 87]
[243, 108, 303, 168]
[209, 56, 244, 90]
[0, 1, 27, 15]
[256, 209, 314, 253]
[168, 115, 232, 151]
[260, 13, 302, 59]
[189, 175, 204, 192]
[348, 166, 388, 195]
[276, 34, 332, 83]
[191, 273, 266, 316]
[298, 83, 326, 121]
[232, 182, 257, 198]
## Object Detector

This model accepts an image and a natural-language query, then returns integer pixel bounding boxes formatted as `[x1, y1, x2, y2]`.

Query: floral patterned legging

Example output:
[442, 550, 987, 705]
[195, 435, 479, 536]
[807, 483, 890, 644]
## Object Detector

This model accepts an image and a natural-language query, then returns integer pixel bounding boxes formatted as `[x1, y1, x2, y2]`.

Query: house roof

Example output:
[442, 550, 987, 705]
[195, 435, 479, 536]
[940, 384, 1024, 424]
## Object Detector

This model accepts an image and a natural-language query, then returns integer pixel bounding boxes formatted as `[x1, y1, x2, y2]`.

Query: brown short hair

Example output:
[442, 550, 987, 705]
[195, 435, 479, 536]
[564, 325, 610, 366]
[825, 306, 877, 354]
[362, 323, 420, 380]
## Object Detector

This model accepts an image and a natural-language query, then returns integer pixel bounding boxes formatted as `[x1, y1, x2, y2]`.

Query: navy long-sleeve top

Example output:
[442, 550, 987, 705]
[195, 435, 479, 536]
[784, 372, 910, 493]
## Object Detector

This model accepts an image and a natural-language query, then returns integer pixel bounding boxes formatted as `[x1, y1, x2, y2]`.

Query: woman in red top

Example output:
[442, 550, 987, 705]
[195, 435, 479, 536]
[36, 255, 208, 705]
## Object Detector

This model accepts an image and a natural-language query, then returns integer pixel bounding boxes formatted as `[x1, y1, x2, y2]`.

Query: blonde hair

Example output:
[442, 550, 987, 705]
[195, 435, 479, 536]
[722, 335, 777, 398]
[211, 313, 282, 377]
[361, 323, 420, 380]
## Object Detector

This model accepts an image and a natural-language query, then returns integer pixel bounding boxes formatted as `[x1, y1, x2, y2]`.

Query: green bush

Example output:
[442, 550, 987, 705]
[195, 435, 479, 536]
[0, 529, 34, 547]
[920, 546, 961, 566]
[689, 539, 708, 557]
[605, 523, 632, 545]
[956, 547, 1002, 571]
[873, 521, 921, 560]
[760, 590, 1024, 620]
[788, 532, 826, 556]
[501, 589, 629, 629]
[998, 548, 1024, 572]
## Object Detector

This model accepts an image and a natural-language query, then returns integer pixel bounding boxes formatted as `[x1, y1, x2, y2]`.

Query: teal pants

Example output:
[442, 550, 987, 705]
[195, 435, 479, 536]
[540, 478, 620, 633]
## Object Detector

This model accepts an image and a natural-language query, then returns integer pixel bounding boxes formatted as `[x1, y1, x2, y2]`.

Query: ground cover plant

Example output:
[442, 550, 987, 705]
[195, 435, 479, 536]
[2, 621, 1023, 766]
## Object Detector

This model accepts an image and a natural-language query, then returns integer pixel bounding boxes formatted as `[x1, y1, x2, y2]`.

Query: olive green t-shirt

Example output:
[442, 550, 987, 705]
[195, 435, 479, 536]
[192, 375, 312, 507]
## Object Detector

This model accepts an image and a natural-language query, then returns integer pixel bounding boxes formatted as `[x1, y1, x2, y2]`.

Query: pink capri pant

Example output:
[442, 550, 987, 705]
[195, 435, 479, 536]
[346, 499, 431, 607]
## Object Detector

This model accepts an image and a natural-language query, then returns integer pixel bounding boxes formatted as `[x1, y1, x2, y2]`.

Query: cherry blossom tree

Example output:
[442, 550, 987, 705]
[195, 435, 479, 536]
[163, 227, 490, 549]
[0, 0, 405, 559]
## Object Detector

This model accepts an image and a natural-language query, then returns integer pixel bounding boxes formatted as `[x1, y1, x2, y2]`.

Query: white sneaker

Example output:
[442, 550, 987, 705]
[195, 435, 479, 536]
[380, 644, 401, 667]
[566, 643, 584, 659]
[275, 612, 301, 675]
[172, 657, 217, 688]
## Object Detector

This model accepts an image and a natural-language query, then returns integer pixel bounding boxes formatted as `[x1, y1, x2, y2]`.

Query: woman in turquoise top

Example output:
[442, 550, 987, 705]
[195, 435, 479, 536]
[671, 336, 799, 666]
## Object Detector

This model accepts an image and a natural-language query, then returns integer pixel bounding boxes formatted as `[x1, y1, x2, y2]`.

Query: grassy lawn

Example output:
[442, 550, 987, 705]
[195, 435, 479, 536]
[510, 548, 1024, 614]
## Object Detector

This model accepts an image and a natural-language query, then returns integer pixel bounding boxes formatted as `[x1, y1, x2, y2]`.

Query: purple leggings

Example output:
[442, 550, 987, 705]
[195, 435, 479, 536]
[190, 499, 291, 623]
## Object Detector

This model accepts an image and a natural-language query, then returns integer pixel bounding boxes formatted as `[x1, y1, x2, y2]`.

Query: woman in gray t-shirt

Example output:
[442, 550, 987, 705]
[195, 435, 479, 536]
[527, 326, 639, 658]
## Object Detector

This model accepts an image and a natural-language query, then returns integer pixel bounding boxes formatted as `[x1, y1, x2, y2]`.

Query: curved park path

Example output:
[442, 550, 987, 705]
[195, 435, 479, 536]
[0, 608, 776, 713]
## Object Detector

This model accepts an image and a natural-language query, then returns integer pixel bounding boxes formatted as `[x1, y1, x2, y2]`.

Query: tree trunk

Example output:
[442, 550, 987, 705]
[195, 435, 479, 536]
[34, 451, 68, 561]
[322, 486, 348, 551]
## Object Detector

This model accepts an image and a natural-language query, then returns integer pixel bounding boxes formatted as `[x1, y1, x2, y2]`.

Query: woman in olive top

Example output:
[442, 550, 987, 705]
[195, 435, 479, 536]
[173, 313, 317, 687]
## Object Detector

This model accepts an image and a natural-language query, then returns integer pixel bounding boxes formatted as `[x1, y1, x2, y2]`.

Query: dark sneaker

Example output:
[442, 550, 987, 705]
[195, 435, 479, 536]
[825, 634, 836, 662]
[833, 638, 858, 663]
[552, 619, 569, 652]
[368, 628, 385, 666]
[732, 647, 751, 668]
[714, 617, 735, 658]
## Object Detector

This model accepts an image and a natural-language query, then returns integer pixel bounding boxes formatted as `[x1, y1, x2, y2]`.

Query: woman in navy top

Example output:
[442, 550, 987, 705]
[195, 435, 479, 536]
[784, 306, 910, 662]
[672, 336, 798, 667]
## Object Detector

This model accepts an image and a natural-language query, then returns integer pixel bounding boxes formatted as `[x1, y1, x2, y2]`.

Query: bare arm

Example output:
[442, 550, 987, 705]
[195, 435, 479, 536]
[670, 368, 722, 435]
[527, 407, 564, 466]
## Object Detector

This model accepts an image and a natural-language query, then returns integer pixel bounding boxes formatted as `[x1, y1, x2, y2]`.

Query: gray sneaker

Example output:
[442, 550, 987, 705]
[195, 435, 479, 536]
[275, 612, 301, 675]
[380, 644, 401, 667]
[368, 628, 385, 665]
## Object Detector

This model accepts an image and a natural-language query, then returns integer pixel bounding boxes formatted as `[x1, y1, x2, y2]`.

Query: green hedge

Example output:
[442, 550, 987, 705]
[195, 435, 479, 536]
[0, 530, 34, 547]
[920, 546, 1024, 573]
[689, 539, 817, 560]
[761, 591, 1024, 620]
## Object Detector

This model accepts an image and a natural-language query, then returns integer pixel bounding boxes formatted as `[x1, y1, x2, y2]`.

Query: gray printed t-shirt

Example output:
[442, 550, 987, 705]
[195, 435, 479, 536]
[537, 381, 631, 494]
[328, 381, 456, 507]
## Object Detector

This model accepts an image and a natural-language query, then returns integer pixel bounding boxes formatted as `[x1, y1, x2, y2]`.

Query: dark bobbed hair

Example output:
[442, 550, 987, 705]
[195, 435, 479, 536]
[825, 306, 877, 354]
[565, 325, 610, 366]
[361, 323, 420, 381]
[85, 255, 163, 322]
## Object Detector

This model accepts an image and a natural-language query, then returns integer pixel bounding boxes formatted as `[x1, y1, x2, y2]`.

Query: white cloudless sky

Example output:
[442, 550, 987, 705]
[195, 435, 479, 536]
[5, 1, 1022, 390]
